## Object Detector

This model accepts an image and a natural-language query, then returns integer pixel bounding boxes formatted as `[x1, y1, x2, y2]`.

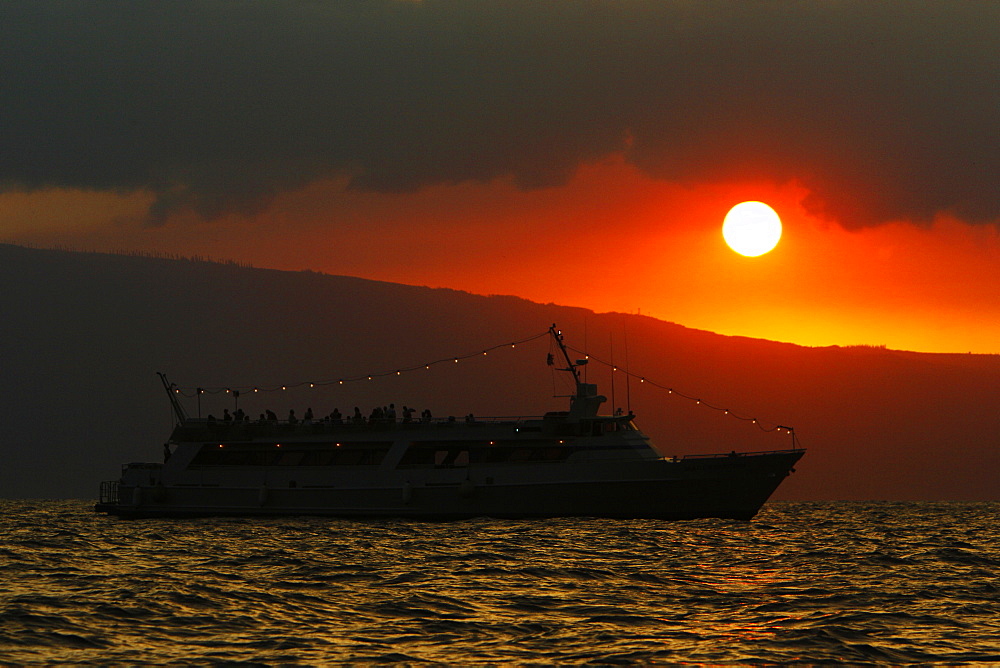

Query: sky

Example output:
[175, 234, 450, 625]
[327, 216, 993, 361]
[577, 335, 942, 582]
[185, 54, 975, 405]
[1, 1, 998, 353]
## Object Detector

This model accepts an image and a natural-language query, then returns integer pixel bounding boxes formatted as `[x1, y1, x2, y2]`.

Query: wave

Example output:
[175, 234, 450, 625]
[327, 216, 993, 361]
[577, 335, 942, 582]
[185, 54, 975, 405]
[1, 500, 999, 663]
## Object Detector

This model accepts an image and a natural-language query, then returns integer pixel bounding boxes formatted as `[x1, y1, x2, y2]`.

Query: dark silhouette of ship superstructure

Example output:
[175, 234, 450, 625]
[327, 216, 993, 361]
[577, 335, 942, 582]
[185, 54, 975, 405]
[95, 325, 803, 520]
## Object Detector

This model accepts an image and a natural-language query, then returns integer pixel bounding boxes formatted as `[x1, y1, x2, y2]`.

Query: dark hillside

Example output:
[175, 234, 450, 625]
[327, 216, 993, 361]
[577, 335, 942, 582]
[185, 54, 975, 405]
[1, 244, 997, 500]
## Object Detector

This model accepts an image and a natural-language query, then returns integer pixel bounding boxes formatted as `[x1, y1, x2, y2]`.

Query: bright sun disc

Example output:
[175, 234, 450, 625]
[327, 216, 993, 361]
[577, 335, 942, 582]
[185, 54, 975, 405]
[722, 201, 782, 257]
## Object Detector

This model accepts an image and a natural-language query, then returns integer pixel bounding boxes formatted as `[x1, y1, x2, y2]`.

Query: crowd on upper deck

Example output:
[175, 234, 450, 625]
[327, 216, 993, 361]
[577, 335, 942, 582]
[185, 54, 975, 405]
[204, 402, 443, 427]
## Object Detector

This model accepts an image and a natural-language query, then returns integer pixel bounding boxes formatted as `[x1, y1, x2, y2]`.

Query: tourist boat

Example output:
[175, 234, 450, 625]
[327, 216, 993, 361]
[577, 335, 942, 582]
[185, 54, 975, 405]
[95, 325, 804, 520]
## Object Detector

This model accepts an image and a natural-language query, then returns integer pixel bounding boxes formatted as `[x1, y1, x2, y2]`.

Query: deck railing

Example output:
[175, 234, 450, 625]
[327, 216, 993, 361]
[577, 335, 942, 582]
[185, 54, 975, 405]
[170, 415, 547, 441]
[681, 448, 805, 459]
[99, 480, 120, 505]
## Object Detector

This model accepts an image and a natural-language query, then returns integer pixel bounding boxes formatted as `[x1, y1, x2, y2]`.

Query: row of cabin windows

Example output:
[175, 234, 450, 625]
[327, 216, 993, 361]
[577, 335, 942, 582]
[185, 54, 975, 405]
[189, 444, 390, 467]
[188, 439, 635, 468]
[190, 445, 572, 468]
[397, 445, 574, 468]
[594, 420, 636, 436]
[582, 419, 635, 435]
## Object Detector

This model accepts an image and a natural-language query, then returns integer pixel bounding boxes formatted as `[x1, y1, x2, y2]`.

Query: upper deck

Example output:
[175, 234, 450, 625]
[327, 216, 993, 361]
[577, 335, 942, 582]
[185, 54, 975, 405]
[169, 411, 640, 444]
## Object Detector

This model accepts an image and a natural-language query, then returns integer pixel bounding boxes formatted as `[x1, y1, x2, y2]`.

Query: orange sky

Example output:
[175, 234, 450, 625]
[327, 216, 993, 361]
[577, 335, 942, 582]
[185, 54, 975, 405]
[2, 155, 997, 354]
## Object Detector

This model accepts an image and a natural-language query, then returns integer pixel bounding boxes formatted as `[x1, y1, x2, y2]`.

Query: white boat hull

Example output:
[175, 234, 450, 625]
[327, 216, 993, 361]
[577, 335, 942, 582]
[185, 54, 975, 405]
[97, 451, 802, 521]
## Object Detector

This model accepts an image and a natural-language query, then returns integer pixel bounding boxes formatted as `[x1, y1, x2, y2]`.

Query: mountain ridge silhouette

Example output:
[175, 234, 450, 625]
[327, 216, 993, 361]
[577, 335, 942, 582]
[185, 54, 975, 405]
[1, 243, 997, 500]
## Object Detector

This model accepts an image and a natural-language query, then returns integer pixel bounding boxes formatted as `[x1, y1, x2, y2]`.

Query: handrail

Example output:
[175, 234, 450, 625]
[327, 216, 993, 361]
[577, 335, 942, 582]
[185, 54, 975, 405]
[681, 448, 805, 459]
[178, 415, 547, 427]
[99, 480, 120, 504]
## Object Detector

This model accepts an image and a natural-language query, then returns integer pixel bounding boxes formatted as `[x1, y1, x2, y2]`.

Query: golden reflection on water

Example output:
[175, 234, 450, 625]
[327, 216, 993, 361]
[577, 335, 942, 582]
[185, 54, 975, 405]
[1, 501, 999, 663]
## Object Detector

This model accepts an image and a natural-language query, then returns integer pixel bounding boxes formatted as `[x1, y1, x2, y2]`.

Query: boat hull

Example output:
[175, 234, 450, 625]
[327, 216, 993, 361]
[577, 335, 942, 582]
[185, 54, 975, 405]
[95, 450, 803, 521]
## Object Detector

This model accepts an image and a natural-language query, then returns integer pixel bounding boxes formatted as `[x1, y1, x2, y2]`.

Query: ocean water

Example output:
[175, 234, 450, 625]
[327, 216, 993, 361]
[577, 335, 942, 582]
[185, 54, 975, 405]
[1, 501, 998, 665]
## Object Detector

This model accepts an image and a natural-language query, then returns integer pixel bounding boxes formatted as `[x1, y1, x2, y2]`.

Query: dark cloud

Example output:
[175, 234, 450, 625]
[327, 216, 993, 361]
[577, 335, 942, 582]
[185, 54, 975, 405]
[1, 1, 997, 228]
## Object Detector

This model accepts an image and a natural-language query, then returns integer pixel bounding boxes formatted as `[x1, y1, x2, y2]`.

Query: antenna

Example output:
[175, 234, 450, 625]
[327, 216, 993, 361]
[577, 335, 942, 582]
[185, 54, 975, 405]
[609, 332, 616, 414]
[623, 315, 631, 414]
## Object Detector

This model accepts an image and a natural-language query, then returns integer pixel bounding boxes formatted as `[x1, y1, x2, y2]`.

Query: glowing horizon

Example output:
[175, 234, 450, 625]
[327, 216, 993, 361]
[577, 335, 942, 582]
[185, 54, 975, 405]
[2, 158, 996, 355]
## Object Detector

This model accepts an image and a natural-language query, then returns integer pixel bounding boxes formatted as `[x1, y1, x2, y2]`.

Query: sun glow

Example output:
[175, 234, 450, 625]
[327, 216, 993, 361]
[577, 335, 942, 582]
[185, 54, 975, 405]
[723, 201, 782, 256]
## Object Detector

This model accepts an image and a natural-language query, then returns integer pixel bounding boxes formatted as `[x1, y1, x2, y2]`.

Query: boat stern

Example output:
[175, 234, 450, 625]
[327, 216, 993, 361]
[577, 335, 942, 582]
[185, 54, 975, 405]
[94, 462, 164, 516]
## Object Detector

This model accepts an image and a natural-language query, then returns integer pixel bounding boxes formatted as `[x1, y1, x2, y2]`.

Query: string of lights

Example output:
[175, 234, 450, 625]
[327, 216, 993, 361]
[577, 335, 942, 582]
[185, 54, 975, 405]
[565, 344, 795, 437]
[172, 330, 551, 398]
[169, 328, 795, 441]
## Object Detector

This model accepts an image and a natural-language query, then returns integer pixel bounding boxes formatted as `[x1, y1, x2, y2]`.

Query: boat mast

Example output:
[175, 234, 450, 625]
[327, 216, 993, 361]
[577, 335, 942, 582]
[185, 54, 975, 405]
[549, 324, 607, 418]
[549, 324, 582, 388]
[157, 372, 188, 424]
[549, 324, 609, 419]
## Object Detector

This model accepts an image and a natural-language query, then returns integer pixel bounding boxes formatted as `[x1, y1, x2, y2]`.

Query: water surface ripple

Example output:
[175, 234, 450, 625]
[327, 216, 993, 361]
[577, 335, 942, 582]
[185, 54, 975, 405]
[1, 501, 998, 664]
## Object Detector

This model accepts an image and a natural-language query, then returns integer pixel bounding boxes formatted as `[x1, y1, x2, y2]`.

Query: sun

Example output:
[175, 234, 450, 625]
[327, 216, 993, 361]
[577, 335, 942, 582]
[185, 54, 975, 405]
[722, 201, 782, 257]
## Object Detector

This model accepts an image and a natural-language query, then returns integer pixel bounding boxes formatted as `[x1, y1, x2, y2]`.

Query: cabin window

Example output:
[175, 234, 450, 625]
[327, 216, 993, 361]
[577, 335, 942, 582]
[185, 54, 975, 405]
[587, 420, 627, 435]
[399, 445, 475, 468]
[432, 450, 470, 468]
[299, 450, 336, 466]
[276, 451, 305, 466]
[478, 443, 574, 464]
[334, 449, 363, 466]
[398, 447, 436, 467]
[539, 447, 567, 461]
[395, 440, 576, 468]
